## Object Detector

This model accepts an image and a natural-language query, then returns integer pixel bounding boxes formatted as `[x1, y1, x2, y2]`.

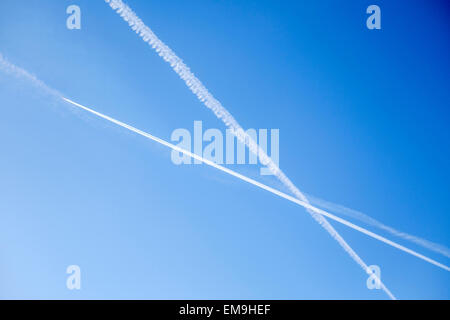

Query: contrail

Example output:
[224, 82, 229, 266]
[0, 53, 397, 299]
[3, 54, 450, 299]
[3, 52, 443, 268]
[103, 0, 395, 296]
[0, 53, 60, 98]
[4, 51, 450, 300]
[60, 97, 450, 276]
[306, 195, 450, 259]
[57, 89, 450, 293]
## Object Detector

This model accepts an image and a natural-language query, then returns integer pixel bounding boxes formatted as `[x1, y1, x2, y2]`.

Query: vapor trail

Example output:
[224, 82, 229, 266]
[60, 97, 450, 275]
[4, 52, 449, 296]
[103, 0, 394, 297]
[306, 195, 450, 259]
[0, 53, 60, 98]
[3, 52, 443, 266]
[0, 53, 396, 299]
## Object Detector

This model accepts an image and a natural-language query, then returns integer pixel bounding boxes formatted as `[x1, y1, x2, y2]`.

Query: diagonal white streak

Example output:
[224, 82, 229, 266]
[0, 53, 60, 97]
[4, 50, 446, 270]
[3, 46, 449, 297]
[62, 97, 450, 277]
[103, 0, 395, 298]
[60, 97, 392, 300]
[3, 37, 450, 297]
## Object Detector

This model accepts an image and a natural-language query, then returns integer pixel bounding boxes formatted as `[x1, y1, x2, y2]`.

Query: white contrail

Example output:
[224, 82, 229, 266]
[0, 53, 394, 299]
[3, 54, 450, 298]
[60, 97, 450, 275]
[306, 195, 450, 259]
[103, 0, 395, 296]
[0, 53, 60, 98]
[2, 50, 438, 263]
[3, 51, 450, 299]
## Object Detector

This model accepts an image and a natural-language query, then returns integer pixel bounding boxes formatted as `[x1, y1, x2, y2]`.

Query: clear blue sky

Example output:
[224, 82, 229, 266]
[0, 0, 449, 299]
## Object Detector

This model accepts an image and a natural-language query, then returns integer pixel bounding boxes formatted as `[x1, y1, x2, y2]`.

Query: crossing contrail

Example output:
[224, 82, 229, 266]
[0, 4, 448, 301]
[0, 53, 396, 299]
[306, 194, 450, 259]
[4, 49, 446, 268]
[0, 54, 396, 299]
[102, 0, 394, 295]
[3, 52, 450, 298]
[60, 96, 450, 276]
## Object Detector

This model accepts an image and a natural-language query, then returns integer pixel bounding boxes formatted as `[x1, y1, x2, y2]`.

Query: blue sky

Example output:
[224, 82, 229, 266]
[0, 0, 449, 299]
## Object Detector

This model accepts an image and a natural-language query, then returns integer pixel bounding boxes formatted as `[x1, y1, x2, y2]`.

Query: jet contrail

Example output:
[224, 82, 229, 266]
[4, 53, 446, 272]
[4, 44, 446, 266]
[306, 194, 450, 259]
[60, 96, 450, 276]
[0, 53, 60, 98]
[103, 0, 395, 296]
[3, 52, 450, 298]
[0, 51, 395, 299]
